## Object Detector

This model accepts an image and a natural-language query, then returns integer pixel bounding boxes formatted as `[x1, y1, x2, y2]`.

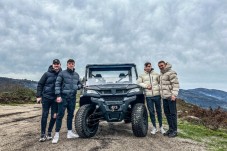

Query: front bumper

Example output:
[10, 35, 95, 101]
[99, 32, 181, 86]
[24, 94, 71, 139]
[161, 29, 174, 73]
[91, 96, 136, 122]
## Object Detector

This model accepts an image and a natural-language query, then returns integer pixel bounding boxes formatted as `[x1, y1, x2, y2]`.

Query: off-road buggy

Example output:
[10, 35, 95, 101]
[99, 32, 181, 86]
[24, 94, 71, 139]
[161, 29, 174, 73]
[75, 63, 148, 138]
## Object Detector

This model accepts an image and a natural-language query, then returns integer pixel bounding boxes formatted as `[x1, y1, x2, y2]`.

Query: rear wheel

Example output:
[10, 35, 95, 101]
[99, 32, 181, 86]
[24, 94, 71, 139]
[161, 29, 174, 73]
[75, 104, 99, 138]
[131, 103, 148, 137]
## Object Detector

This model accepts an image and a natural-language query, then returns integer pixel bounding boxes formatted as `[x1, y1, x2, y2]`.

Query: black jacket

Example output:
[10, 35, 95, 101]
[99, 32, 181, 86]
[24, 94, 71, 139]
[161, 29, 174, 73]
[55, 68, 82, 98]
[36, 65, 62, 100]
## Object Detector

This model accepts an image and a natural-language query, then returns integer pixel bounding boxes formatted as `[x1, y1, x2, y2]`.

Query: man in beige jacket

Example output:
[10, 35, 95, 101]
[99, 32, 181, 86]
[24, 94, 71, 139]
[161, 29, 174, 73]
[137, 62, 165, 135]
[158, 61, 179, 137]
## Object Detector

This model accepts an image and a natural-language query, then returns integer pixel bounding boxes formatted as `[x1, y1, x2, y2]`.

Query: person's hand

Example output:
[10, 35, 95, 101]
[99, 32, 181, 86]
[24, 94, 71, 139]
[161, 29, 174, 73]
[56, 97, 62, 103]
[36, 97, 42, 104]
[171, 96, 176, 101]
[147, 85, 152, 90]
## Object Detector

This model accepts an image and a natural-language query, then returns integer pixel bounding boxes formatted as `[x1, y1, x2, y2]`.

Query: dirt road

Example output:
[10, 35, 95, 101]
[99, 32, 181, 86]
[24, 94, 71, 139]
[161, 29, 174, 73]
[0, 104, 206, 151]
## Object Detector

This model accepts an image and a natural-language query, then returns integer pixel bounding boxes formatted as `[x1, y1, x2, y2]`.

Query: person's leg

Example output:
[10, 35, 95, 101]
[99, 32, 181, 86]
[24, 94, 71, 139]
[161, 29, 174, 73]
[48, 101, 58, 133]
[40, 98, 51, 141]
[52, 99, 67, 143]
[47, 100, 58, 140]
[55, 99, 67, 132]
[146, 97, 156, 128]
[66, 98, 79, 138]
[154, 96, 162, 128]
[163, 98, 173, 135]
[66, 98, 76, 130]
[168, 99, 177, 137]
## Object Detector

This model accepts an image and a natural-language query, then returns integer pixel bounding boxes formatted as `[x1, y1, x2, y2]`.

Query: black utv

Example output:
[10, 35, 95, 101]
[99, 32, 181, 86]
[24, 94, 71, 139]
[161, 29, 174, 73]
[75, 63, 148, 138]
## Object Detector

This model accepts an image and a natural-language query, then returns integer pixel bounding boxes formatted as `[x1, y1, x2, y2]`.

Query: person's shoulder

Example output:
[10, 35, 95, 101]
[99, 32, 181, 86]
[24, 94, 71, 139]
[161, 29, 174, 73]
[139, 72, 147, 76]
[152, 71, 159, 75]
[74, 72, 80, 76]
[169, 69, 177, 75]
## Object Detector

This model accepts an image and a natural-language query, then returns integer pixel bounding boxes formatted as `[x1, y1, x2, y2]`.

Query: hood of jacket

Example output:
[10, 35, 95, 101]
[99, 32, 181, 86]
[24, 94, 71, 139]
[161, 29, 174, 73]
[161, 62, 172, 74]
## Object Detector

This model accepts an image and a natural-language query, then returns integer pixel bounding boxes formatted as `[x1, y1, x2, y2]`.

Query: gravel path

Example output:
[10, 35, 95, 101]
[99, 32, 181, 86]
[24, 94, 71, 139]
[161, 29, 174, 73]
[0, 104, 207, 151]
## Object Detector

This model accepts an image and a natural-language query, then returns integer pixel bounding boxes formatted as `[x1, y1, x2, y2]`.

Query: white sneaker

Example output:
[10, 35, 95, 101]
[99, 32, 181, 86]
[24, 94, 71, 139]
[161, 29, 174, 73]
[39, 134, 46, 142]
[160, 127, 166, 134]
[67, 131, 79, 139]
[52, 133, 59, 144]
[151, 127, 158, 135]
[47, 132, 52, 140]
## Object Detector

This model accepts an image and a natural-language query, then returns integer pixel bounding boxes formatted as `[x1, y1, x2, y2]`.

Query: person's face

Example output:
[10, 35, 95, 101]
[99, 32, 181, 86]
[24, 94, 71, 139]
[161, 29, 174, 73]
[158, 63, 166, 70]
[52, 63, 61, 71]
[67, 62, 75, 70]
[144, 64, 152, 72]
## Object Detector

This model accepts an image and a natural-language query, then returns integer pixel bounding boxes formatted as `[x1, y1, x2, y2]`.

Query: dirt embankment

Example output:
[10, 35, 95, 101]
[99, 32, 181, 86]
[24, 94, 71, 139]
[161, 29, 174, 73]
[0, 104, 206, 151]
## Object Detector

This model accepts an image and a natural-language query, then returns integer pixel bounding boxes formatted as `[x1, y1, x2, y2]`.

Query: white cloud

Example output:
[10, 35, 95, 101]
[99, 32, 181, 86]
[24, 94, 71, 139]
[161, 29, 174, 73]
[0, 0, 227, 91]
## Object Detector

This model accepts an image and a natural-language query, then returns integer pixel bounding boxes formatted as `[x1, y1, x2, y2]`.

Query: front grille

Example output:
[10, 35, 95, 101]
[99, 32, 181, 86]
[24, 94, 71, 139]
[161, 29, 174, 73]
[116, 90, 127, 94]
[103, 96, 124, 101]
[98, 89, 127, 95]
[100, 90, 112, 94]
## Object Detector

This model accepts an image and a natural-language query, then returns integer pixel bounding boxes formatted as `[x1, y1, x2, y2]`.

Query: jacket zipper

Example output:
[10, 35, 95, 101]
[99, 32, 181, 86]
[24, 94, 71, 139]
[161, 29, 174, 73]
[148, 72, 153, 96]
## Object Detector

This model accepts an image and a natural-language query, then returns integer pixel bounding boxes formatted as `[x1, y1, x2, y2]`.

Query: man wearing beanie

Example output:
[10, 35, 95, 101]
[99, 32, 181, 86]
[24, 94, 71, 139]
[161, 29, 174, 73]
[36, 59, 62, 142]
[52, 59, 82, 144]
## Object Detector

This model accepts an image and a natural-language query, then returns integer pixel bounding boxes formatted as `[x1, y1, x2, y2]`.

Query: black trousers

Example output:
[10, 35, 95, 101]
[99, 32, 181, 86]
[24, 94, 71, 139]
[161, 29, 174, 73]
[41, 98, 58, 135]
[163, 98, 177, 132]
[55, 97, 76, 132]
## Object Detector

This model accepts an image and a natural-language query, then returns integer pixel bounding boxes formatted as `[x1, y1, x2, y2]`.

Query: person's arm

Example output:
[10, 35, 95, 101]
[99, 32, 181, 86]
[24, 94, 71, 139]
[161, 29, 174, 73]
[169, 71, 179, 100]
[55, 72, 63, 103]
[77, 78, 83, 90]
[137, 75, 149, 89]
[36, 73, 47, 103]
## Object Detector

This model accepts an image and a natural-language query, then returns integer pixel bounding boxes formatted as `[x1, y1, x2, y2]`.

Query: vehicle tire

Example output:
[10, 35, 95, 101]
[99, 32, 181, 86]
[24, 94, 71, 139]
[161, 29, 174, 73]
[124, 119, 131, 124]
[131, 103, 148, 137]
[75, 104, 99, 138]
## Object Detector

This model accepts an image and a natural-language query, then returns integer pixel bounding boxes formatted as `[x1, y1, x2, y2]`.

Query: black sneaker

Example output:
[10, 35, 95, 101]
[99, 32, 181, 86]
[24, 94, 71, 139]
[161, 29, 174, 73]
[168, 131, 178, 138]
[163, 130, 172, 136]
[47, 132, 52, 140]
[39, 134, 46, 142]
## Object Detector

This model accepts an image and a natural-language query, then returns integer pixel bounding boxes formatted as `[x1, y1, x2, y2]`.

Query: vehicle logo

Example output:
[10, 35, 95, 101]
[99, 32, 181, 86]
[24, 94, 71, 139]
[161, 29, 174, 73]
[110, 105, 119, 111]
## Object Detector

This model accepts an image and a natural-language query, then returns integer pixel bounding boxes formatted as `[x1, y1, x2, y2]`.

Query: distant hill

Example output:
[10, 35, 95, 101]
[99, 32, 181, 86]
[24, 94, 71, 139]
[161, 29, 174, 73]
[1, 77, 227, 110]
[178, 88, 227, 111]
[0, 77, 37, 91]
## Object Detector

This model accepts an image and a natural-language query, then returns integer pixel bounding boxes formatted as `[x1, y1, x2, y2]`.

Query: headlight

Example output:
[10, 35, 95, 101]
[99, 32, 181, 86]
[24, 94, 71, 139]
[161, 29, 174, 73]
[128, 88, 140, 93]
[86, 90, 98, 94]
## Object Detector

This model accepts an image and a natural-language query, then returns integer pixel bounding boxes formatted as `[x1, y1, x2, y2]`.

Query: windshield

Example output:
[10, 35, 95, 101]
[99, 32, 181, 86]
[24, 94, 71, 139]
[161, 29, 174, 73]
[86, 67, 137, 86]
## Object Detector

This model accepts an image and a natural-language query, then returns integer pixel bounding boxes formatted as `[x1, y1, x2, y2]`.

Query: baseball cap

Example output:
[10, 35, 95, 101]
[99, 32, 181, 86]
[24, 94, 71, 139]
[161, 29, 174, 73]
[53, 59, 60, 64]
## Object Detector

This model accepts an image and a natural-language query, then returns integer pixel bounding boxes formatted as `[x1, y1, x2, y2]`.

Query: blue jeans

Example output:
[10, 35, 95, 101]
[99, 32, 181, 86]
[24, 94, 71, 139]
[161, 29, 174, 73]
[55, 97, 76, 132]
[41, 98, 58, 135]
[146, 95, 162, 128]
[163, 98, 177, 132]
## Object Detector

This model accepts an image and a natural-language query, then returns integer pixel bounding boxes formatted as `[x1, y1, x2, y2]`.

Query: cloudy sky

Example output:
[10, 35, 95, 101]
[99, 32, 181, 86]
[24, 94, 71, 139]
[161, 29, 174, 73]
[0, 0, 227, 91]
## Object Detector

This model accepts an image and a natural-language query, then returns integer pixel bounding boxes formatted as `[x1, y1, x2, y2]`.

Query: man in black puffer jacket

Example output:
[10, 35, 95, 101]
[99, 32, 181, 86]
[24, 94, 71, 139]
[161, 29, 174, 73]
[36, 59, 62, 142]
[52, 59, 82, 144]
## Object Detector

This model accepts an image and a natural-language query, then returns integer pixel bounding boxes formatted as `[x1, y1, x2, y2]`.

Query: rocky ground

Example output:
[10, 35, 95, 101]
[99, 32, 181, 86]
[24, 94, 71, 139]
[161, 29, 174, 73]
[0, 104, 207, 151]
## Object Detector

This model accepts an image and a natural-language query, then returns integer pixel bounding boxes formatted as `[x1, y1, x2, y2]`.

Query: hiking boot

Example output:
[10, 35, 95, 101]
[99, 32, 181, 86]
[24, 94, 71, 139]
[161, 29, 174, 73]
[160, 127, 166, 134]
[52, 133, 59, 144]
[168, 131, 178, 138]
[67, 131, 79, 139]
[47, 132, 52, 140]
[150, 127, 158, 135]
[163, 129, 172, 136]
[39, 134, 46, 142]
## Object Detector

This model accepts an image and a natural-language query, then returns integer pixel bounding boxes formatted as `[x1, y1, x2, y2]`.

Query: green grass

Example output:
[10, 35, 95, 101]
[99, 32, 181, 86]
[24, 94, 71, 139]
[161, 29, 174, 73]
[148, 116, 227, 151]
[178, 120, 227, 151]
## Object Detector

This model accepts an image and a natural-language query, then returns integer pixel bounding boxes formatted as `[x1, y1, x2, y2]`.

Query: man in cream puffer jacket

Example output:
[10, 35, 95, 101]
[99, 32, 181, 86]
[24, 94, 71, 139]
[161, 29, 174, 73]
[137, 62, 165, 135]
[158, 61, 179, 138]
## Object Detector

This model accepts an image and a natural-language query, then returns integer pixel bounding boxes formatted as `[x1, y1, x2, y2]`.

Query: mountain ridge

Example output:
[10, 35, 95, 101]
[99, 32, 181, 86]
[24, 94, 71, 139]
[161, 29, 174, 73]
[0, 77, 226, 110]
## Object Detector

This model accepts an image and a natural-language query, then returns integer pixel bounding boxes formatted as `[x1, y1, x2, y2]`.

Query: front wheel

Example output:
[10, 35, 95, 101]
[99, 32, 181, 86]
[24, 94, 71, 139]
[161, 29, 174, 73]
[131, 103, 148, 137]
[75, 104, 99, 138]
